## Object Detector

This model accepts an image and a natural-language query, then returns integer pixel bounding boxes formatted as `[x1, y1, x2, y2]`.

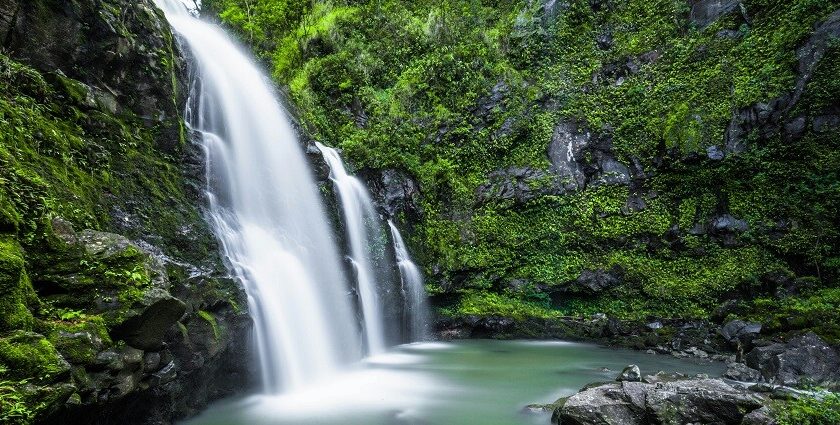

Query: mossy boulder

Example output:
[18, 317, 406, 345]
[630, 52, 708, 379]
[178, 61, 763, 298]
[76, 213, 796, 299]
[0, 331, 69, 382]
[48, 317, 111, 365]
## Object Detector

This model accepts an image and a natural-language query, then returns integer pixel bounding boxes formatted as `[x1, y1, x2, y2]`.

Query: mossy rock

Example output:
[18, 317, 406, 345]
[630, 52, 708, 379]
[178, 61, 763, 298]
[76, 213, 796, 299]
[0, 331, 69, 382]
[0, 237, 37, 332]
[48, 316, 111, 365]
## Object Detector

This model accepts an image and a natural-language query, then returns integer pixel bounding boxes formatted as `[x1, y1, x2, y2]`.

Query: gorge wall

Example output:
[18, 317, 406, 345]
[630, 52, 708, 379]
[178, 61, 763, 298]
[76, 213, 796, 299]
[205, 0, 840, 344]
[0, 1, 251, 423]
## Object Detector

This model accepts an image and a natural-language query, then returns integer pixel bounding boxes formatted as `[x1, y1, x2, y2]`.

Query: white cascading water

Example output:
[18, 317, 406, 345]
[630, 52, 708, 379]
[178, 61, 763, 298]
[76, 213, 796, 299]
[154, 0, 361, 392]
[387, 221, 431, 341]
[315, 142, 387, 354]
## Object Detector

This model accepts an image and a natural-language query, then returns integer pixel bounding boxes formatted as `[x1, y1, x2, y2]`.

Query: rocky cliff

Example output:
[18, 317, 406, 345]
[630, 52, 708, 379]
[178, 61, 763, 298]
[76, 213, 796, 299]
[205, 0, 840, 344]
[0, 1, 251, 423]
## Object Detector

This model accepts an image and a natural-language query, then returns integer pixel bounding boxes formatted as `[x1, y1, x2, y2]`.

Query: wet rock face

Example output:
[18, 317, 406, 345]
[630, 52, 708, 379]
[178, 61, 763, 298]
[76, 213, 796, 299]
[477, 121, 642, 206]
[547, 121, 595, 192]
[725, 9, 840, 153]
[2, 0, 185, 141]
[16, 217, 252, 424]
[363, 168, 422, 219]
[0, 1, 252, 423]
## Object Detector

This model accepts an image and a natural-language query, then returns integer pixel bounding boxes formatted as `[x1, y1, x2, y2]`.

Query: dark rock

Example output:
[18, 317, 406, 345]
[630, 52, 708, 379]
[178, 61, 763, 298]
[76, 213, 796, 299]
[813, 114, 840, 132]
[616, 365, 641, 382]
[689, 0, 741, 28]
[142, 352, 162, 372]
[745, 332, 840, 389]
[113, 294, 186, 351]
[721, 320, 762, 348]
[94, 349, 124, 372]
[547, 121, 593, 192]
[716, 29, 743, 39]
[711, 214, 749, 234]
[706, 145, 725, 160]
[784, 116, 807, 138]
[646, 321, 663, 330]
[568, 268, 622, 294]
[596, 31, 614, 50]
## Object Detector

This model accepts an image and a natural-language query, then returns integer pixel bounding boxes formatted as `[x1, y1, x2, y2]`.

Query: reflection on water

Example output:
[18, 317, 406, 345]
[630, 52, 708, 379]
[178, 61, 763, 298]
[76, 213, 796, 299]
[183, 340, 724, 425]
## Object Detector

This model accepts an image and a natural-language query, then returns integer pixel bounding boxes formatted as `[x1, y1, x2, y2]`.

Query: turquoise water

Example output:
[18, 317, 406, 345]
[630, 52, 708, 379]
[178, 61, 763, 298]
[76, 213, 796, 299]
[184, 340, 724, 425]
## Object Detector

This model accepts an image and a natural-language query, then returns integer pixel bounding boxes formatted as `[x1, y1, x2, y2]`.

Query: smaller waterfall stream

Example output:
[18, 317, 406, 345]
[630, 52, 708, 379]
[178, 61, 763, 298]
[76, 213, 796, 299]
[315, 142, 387, 354]
[388, 221, 431, 341]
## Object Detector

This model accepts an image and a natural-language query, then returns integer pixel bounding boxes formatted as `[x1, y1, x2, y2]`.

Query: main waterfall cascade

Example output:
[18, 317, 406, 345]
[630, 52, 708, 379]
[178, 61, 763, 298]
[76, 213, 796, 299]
[154, 0, 361, 392]
[154, 0, 431, 394]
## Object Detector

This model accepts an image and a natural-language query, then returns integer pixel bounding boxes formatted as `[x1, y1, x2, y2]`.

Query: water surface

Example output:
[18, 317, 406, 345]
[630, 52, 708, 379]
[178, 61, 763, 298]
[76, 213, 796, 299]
[184, 340, 724, 425]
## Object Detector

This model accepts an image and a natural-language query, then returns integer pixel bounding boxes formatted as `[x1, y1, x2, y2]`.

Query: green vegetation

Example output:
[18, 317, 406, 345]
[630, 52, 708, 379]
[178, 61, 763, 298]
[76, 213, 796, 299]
[206, 0, 840, 334]
[775, 392, 840, 425]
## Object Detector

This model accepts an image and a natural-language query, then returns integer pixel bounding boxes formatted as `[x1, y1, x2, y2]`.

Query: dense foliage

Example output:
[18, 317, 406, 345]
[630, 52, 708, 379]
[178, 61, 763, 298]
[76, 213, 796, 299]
[775, 392, 840, 425]
[204, 0, 840, 336]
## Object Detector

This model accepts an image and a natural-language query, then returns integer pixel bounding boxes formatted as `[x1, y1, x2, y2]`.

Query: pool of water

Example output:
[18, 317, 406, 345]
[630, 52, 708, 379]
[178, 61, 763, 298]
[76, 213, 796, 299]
[183, 340, 724, 425]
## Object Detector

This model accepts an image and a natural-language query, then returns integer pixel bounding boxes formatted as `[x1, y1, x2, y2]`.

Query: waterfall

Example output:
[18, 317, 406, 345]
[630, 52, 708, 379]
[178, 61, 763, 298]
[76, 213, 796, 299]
[154, 0, 361, 393]
[315, 142, 388, 355]
[387, 221, 431, 341]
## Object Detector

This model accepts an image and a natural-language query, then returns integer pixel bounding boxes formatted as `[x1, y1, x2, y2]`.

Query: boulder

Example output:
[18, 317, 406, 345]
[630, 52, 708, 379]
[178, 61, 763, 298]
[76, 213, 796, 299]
[111, 291, 187, 350]
[616, 365, 641, 382]
[645, 378, 764, 424]
[721, 319, 762, 348]
[745, 332, 840, 389]
[554, 382, 648, 425]
[724, 362, 762, 382]
[553, 378, 767, 425]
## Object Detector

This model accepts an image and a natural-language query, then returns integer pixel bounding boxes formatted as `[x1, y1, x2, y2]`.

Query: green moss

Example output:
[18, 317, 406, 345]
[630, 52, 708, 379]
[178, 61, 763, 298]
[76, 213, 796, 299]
[197, 310, 220, 341]
[451, 291, 560, 321]
[0, 237, 36, 332]
[47, 315, 111, 365]
[743, 288, 840, 343]
[0, 331, 66, 382]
